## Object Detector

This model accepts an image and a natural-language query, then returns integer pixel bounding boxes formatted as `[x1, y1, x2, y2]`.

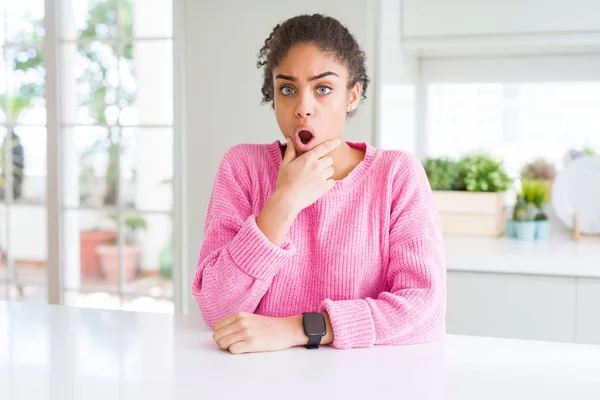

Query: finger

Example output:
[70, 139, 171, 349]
[218, 332, 247, 351]
[213, 321, 241, 343]
[229, 341, 252, 355]
[322, 167, 334, 180]
[324, 179, 336, 192]
[281, 137, 296, 166]
[317, 156, 334, 170]
[214, 312, 241, 331]
[306, 139, 341, 161]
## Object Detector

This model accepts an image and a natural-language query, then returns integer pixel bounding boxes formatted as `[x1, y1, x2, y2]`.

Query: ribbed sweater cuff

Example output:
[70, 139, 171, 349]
[321, 299, 376, 349]
[227, 215, 295, 281]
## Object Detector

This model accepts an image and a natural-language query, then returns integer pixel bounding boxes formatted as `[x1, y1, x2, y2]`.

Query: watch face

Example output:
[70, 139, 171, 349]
[304, 313, 326, 335]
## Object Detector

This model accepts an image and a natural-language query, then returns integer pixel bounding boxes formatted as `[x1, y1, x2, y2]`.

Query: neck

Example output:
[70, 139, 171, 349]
[329, 142, 364, 181]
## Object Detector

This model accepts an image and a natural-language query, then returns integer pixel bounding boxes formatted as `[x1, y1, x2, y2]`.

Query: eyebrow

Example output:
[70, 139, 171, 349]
[275, 71, 339, 82]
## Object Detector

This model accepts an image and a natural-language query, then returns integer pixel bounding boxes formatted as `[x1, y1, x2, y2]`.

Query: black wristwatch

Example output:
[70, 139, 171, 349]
[302, 312, 327, 349]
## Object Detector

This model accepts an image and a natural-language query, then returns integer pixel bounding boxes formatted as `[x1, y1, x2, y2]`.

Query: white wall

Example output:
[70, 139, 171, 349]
[376, 0, 418, 153]
[401, 0, 600, 38]
[183, 0, 380, 314]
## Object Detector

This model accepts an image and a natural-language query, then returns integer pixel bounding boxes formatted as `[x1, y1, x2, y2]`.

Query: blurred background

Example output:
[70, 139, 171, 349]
[0, 0, 599, 345]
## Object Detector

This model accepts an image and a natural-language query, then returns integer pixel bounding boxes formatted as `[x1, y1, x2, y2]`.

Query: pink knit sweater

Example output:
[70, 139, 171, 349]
[192, 140, 446, 349]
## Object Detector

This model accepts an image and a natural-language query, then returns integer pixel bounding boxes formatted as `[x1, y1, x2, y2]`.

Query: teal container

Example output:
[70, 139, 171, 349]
[535, 220, 551, 240]
[506, 220, 516, 238]
[514, 221, 536, 240]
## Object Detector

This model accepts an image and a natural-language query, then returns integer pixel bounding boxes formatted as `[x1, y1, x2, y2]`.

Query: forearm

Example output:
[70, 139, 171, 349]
[193, 214, 296, 328]
[256, 190, 299, 247]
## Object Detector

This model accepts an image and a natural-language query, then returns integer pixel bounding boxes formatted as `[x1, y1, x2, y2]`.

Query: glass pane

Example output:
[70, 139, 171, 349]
[5, 0, 45, 43]
[4, 45, 45, 125]
[123, 212, 172, 299]
[426, 82, 600, 177]
[64, 126, 120, 208]
[120, 41, 173, 125]
[63, 209, 120, 290]
[120, 0, 173, 38]
[62, 42, 119, 125]
[12, 126, 46, 203]
[0, 49, 4, 123]
[0, 3, 5, 44]
[120, 128, 173, 211]
[0, 204, 7, 283]
[62, 0, 118, 40]
[11, 203, 47, 285]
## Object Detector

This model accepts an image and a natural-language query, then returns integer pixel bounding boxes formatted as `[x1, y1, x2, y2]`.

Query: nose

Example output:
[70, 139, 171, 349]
[295, 94, 314, 118]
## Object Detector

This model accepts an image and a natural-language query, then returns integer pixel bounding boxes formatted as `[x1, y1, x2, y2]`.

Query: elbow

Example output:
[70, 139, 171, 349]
[191, 275, 234, 330]
[190, 274, 217, 329]
[410, 284, 447, 344]
[192, 292, 219, 330]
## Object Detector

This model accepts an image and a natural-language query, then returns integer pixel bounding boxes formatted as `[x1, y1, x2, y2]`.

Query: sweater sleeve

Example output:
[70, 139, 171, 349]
[192, 146, 295, 328]
[320, 153, 447, 349]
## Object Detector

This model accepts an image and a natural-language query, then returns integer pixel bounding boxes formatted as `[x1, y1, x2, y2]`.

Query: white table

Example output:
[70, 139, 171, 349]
[1, 301, 600, 400]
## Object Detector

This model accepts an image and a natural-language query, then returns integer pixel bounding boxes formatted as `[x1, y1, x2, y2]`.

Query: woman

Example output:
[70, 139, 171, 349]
[192, 13, 446, 354]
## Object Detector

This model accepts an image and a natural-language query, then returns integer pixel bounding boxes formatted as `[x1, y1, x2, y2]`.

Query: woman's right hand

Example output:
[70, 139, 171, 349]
[275, 137, 341, 212]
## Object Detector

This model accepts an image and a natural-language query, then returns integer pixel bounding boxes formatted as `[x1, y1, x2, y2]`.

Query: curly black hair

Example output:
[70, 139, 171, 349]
[257, 13, 369, 117]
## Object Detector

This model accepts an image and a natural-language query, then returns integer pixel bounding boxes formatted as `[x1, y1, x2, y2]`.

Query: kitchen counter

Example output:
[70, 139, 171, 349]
[1, 301, 600, 399]
[444, 234, 600, 277]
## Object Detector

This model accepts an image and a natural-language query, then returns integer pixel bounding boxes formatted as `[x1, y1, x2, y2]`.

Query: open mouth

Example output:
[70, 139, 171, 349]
[298, 130, 314, 145]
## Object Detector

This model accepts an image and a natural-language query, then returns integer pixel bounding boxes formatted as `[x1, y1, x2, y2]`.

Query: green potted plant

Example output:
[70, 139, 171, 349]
[78, 139, 119, 278]
[423, 158, 461, 190]
[508, 193, 537, 240]
[521, 158, 555, 203]
[507, 179, 551, 240]
[565, 145, 596, 165]
[424, 154, 513, 237]
[532, 179, 551, 239]
[96, 212, 147, 284]
[521, 158, 556, 182]
[458, 154, 513, 192]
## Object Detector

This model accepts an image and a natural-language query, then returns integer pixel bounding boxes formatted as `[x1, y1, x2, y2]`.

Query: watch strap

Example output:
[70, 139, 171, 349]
[305, 334, 322, 349]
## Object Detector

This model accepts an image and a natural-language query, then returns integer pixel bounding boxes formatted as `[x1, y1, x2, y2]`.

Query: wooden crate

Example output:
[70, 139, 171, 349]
[431, 191, 505, 237]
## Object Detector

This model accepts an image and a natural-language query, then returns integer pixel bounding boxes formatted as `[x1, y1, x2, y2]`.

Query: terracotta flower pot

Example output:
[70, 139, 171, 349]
[96, 244, 140, 284]
[80, 230, 118, 278]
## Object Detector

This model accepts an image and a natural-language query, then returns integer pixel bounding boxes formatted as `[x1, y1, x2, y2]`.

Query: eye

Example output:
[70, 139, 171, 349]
[317, 86, 332, 95]
[279, 86, 295, 96]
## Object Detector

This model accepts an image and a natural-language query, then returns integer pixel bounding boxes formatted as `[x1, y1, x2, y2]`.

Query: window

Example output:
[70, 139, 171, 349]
[427, 82, 600, 177]
[1, 0, 177, 314]
[378, 55, 600, 180]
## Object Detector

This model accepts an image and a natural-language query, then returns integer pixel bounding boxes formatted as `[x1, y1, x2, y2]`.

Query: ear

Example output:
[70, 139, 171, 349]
[346, 82, 361, 112]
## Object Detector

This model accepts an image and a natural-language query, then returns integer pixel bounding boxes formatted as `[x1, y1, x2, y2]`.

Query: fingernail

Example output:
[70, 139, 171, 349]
[336, 140, 342, 146]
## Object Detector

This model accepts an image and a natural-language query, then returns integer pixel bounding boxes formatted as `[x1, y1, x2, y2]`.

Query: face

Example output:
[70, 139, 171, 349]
[272, 43, 360, 154]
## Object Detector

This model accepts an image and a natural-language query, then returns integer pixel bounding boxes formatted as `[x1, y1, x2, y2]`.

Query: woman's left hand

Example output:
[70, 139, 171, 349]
[212, 312, 306, 355]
